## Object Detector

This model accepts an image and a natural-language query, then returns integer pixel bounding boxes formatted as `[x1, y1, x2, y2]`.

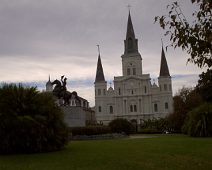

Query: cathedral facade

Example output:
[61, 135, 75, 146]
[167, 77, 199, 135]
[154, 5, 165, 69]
[94, 12, 173, 125]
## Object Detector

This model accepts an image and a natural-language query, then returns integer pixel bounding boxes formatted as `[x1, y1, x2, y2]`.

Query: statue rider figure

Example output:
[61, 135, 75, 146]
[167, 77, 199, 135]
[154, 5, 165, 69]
[61, 75, 67, 91]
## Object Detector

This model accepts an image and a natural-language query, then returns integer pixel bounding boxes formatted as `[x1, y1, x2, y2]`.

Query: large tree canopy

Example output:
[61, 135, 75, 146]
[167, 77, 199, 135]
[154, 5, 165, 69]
[155, 0, 212, 68]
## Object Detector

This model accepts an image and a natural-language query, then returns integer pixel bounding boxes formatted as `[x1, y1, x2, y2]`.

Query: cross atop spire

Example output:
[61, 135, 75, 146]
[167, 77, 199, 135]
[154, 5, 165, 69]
[97, 45, 100, 56]
[127, 4, 131, 12]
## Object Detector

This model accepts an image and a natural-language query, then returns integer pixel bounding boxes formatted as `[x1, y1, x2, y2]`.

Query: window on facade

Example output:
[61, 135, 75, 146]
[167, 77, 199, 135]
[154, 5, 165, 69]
[134, 105, 137, 112]
[154, 104, 158, 112]
[110, 106, 113, 114]
[127, 68, 130, 75]
[132, 90, 133, 95]
[165, 103, 168, 109]
[119, 88, 121, 95]
[103, 89, 106, 95]
[145, 86, 147, 93]
[169, 84, 171, 91]
[128, 38, 133, 48]
[72, 100, 75, 106]
[98, 89, 101, 95]
[133, 68, 136, 75]
[130, 105, 133, 112]
[164, 84, 167, 91]
[160, 85, 162, 91]
[99, 106, 101, 112]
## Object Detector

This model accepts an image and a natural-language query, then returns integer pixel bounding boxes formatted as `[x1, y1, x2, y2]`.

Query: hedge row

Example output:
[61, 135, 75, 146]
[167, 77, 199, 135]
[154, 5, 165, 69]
[138, 129, 161, 134]
[68, 126, 111, 136]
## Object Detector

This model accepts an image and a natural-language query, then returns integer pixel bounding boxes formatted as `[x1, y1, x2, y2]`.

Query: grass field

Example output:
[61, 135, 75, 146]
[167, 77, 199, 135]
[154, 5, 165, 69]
[0, 134, 212, 170]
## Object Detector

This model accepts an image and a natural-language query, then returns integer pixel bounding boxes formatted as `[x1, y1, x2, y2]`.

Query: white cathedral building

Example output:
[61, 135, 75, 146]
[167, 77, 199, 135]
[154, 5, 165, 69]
[94, 12, 173, 125]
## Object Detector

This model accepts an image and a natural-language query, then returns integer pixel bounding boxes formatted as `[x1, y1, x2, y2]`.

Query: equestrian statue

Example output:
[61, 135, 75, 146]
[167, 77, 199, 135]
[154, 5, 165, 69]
[51, 75, 81, 106]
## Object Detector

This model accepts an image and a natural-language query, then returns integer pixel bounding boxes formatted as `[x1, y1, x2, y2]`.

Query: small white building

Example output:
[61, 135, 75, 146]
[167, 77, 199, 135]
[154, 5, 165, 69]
[94, 12, 173, 125]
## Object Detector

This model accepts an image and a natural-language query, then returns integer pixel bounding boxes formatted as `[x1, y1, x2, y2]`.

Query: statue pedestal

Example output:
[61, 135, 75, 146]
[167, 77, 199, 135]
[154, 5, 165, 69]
[61, 106, 86, 127]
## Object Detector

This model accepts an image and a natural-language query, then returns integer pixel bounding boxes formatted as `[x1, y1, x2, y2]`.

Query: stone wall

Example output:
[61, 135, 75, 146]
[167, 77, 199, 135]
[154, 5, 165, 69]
[61, 106, 86, 127]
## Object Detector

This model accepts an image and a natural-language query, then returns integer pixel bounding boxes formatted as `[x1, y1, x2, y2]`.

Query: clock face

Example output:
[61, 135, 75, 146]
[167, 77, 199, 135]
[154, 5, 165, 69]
[129, 80, 134, 87]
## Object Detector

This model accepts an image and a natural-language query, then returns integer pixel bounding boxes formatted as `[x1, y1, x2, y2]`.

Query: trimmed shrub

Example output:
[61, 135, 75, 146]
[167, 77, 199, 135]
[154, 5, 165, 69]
[108, 118, 136, 135]
[0, 84, 69, 154]
[138, 117, 169, 131]
[69, 126, 111, 136]
[138, 129, 161, 134]
[182, 102, 212, 137]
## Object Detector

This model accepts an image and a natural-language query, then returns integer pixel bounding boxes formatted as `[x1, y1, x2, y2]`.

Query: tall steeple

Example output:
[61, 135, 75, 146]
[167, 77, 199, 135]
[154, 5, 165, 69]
[124, 11, 138, 54]
[159, 46, 170, 77]
[95, 54, 105, 82]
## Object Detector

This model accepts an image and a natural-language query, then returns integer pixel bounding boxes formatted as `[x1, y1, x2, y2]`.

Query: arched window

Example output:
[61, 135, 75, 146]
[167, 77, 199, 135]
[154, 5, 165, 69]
[127, 68, 130, 75]
[132, 90, 133, 95]
[169, 84, 171, 91]
[165, 103, 168, 109]
[98, 89, 101, 95]
[119, 88, 121, 95]
[144, 86, 147, 93]
[164, 84, 167, 91]
[128, 38, 133, 48]
[110, 106, 113, 114]
[130, 105, 133, 112]
[133, 68, 136, 75]
[154, 104, 158, 112]
[99, 106, 101, 112]
[103, 89, 106, 95]
[134, 105, 137, 112]
[160, 85, 162, 91]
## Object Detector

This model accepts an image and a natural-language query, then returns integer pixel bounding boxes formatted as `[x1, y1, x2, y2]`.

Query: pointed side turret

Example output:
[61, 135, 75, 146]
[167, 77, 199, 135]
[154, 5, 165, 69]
[95, 55, 105, 83]
[159, 47, 170, 77]
[124, 12, 138, 54]
[158, 46, 173, 116]
[46, 75, 53, 92]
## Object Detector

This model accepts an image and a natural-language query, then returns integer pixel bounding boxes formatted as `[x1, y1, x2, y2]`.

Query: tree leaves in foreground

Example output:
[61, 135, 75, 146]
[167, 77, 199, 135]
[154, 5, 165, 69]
[182, 102, 212, 137]
[196, 69, 212, 102]
[167, 86, 203, 131]
[0, 84, 69, 154]
[155, 0, 212, 68]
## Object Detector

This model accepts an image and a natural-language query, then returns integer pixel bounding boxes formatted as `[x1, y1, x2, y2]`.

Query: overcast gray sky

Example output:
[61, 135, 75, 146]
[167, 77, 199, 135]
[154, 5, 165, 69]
[0, 0, 207, 106]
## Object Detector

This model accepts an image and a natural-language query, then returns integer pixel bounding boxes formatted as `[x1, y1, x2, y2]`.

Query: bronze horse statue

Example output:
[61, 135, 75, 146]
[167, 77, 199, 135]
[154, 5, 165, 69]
[51, 79, 81, 106]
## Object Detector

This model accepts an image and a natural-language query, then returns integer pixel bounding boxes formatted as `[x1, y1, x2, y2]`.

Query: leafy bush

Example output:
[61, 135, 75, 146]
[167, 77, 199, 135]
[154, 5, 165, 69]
[108, 118, 136, 135]
[138, 117, 169, 131]
[69, 126, 111, 136]
[138, 129, 160, 134]
[182, 102, 212, 137]
[0, 84, 69, 154]
[86, 120, 103, 126]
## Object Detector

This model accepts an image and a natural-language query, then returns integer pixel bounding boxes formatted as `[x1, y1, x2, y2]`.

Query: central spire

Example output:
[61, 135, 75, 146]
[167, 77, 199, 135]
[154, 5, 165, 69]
[124, 11, 138, 54]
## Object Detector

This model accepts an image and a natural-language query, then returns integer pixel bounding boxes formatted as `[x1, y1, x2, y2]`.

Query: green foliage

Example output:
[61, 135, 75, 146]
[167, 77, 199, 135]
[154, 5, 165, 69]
[68, 126, 111, 136]
[0, 83, 69, 154]
[86, 120, 103, 126]
[196, 69, 212, 102]
[167, 86, 203, 130]
[138, 117, 169, 131]
[108, 118, 136, 135]
[182, 102, 212, 137]
[155, 0, 212, 68]
[138, 129, 160, 134]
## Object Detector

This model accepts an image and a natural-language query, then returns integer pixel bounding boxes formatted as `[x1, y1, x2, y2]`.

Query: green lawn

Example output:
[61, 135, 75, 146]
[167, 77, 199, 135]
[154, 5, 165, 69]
[1, 134, 212, 170]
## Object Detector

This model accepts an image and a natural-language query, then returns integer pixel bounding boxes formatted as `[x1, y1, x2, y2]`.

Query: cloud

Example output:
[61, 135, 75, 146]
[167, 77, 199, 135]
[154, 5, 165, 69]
[0, 0, 206, 107]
